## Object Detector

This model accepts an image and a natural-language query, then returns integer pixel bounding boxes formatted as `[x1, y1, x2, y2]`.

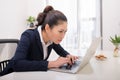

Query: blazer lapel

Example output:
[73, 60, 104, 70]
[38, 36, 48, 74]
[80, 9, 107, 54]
[34, 29, 44, 59]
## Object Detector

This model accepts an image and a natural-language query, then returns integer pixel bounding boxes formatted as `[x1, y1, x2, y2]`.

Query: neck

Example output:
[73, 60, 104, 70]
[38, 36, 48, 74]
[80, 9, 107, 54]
[41, 30, 49, 44]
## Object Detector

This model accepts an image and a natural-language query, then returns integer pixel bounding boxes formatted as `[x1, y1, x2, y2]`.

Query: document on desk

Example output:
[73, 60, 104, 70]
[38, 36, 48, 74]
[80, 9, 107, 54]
[49, 37, 101, 73]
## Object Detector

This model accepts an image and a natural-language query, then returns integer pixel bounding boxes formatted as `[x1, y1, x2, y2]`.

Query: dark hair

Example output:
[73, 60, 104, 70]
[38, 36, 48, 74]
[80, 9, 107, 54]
[36, 5, 67, 30]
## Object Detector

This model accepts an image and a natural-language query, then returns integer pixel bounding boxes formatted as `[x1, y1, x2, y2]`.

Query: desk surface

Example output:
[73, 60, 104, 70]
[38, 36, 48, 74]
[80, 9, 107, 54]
[1, 51, 120, 80]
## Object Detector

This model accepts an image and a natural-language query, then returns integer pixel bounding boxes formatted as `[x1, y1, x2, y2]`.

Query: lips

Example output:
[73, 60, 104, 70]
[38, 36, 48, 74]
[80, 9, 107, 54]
[55, 40, 62, 44]
[58, 39, 62, 42]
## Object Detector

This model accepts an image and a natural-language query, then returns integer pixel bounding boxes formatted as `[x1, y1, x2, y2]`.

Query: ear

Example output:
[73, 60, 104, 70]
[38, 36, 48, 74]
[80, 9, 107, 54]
[45, 24, 50, 31]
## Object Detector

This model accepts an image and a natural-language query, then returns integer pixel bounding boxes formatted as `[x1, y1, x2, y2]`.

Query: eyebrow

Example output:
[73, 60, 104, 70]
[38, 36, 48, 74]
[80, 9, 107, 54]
[60, 28, 67, 31]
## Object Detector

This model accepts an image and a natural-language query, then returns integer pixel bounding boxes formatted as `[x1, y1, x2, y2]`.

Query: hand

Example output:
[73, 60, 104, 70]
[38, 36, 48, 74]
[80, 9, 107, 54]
[48, 57, 69, 68]
[66, 54, 79, 65]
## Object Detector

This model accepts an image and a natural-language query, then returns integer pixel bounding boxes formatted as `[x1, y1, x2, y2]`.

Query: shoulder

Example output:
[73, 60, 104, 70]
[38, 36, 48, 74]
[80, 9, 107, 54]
[21, 28, 37, 37]
[20, 28, 40, 43]
[23, 29, 35, 34]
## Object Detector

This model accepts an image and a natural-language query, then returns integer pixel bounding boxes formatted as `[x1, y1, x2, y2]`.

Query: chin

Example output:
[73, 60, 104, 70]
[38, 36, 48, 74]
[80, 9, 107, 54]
[54, 42, 59, 44]
[54, 41, 61, 44]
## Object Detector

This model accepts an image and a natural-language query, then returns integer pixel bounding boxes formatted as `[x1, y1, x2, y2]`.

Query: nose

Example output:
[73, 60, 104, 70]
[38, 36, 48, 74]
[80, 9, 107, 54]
[61, 32, 66, 39]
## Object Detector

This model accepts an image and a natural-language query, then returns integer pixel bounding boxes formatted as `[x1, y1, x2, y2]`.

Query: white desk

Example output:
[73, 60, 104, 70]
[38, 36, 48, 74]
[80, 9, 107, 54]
[0, 51, 120, 80]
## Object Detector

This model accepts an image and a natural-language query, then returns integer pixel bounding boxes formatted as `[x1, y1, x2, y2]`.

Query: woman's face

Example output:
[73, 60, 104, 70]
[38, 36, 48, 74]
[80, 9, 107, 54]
[46, 22, 67, 44]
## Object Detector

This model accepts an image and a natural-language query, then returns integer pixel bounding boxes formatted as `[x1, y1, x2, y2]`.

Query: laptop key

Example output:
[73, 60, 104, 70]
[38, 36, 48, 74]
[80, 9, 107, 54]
[66, 61, 81, 70]
[66, 64, 72, 70]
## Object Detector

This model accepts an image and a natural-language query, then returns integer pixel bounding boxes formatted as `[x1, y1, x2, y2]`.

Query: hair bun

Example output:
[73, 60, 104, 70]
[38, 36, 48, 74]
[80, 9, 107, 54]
[36, 12, 46, 26]
[43, 5, 54, 13]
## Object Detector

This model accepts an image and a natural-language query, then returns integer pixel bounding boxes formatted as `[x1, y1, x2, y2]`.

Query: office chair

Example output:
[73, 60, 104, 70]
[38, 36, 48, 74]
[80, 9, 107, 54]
[0, 39, 19, 73]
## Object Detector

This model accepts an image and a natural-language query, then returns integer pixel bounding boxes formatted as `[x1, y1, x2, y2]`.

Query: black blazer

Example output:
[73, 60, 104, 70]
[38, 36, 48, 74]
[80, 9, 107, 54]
[1, 28, 69, 76]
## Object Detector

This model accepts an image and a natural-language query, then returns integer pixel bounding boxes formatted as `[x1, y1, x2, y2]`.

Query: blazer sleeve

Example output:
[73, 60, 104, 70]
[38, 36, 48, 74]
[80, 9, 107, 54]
[53, 43, 69, 57]
[12, 30, 48, 72]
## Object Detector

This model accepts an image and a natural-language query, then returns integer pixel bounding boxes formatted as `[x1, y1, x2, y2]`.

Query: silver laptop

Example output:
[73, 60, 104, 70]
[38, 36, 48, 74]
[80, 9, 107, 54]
[49, 37, 101, 74]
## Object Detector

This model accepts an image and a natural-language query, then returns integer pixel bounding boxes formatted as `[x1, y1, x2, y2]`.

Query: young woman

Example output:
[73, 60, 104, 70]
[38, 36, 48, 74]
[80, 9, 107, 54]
[1, 6, 78, 75]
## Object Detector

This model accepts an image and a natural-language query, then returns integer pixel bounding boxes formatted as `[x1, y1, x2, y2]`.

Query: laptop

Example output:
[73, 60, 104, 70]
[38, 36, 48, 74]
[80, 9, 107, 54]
[49, 37, 101, 74]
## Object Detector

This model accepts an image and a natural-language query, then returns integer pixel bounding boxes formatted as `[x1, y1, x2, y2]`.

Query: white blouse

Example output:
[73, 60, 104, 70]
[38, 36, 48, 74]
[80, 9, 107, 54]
[38, 26, 52, 59]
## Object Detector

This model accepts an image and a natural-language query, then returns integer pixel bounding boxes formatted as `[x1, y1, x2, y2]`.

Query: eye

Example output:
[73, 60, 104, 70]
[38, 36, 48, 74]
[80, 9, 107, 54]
[58, 30, 67, 34]
[59, 31, 63, 33]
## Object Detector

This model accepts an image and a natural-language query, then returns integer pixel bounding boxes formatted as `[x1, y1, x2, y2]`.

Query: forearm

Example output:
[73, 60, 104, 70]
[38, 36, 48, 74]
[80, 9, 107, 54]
[13, 60, 48, 71]
[48, 61, 57, 68]
[53, 44, 69, 57]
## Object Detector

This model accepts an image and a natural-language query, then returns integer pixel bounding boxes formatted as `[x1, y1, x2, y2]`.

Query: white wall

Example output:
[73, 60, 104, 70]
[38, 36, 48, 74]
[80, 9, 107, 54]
[0, 0, 46, 39]
[102, 0, 120, 50]
[27, 0, 46, 19]
[0, 0, 28, 39]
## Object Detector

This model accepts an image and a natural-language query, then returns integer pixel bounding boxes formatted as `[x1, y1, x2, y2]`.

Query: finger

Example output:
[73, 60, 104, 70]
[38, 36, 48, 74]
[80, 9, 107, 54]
[73, 56, 79, 60]
[67, 58, 72, 65]
[71, 57, 75, 63]
[69, 58, 74, 65]
[74, 56, 78, 60]
[65, 57, 70, 63]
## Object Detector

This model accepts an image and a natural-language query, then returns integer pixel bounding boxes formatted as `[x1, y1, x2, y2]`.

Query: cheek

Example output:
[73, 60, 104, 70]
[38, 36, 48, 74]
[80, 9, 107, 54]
[48, 31, 58, 40]
[48, 31, 61, 43]
[51, 32, 59, 39]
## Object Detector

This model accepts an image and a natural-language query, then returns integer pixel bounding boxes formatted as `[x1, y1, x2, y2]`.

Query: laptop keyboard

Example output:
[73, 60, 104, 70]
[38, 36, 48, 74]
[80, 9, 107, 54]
[59, 60, 81, 70]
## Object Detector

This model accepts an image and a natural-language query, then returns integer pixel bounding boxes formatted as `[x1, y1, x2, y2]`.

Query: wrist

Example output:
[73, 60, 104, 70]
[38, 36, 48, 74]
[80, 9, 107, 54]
[48, 61, 57, 68]
[66, 54, 70, 57]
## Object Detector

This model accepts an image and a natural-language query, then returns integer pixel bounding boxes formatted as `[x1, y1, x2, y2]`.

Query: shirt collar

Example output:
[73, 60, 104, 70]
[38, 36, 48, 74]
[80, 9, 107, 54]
[37, 26, 52, 46]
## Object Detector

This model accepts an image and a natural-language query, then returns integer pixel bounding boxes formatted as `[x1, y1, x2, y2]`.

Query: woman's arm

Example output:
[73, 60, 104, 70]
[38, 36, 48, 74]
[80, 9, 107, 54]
[13, 60, 48, 71]
[53, 43, 69, 57]
[52, 43, 79, 66]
